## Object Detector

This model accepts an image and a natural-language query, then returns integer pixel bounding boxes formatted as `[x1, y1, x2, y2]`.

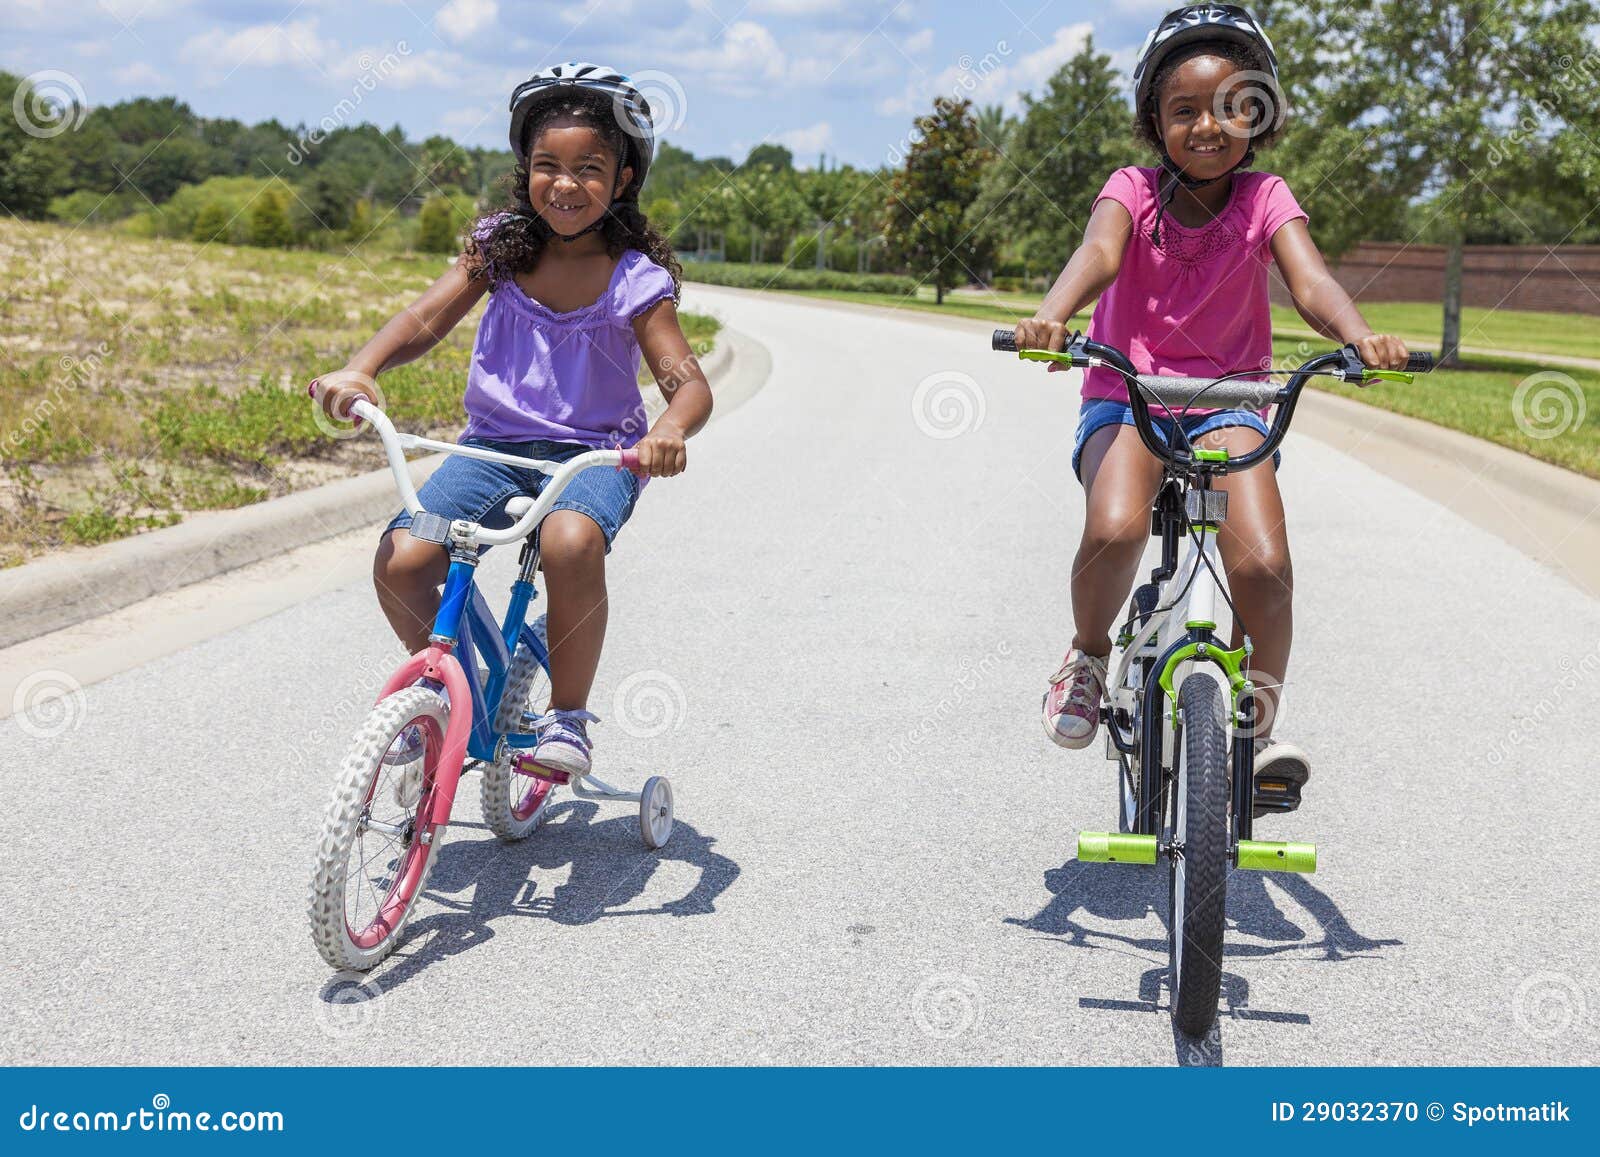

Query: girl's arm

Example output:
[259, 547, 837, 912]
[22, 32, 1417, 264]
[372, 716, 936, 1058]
[631, 298, 713, 477]
[1015, 198, 1132, 356]
[318, 262, 491, 417]
[1269, 220, 1409, 371]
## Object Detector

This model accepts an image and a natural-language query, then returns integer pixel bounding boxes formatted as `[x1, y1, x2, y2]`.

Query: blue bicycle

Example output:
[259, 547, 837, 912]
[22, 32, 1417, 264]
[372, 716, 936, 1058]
[306, 398, 673, 971]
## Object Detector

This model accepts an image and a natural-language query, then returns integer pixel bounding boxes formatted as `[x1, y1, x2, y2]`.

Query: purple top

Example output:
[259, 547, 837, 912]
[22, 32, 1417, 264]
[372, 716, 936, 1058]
[461, 216, 677, 447]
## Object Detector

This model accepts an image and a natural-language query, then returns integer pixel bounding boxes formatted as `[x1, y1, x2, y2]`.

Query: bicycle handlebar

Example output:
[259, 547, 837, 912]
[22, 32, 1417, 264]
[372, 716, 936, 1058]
[347, 398, 638, 547]
[991, 329, 1434, 472]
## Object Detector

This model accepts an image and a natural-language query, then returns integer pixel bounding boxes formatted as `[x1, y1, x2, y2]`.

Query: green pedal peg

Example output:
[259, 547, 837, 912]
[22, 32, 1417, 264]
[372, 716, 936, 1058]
[1077, 832, 1158, 864]
[1235, 840, 1317, 873]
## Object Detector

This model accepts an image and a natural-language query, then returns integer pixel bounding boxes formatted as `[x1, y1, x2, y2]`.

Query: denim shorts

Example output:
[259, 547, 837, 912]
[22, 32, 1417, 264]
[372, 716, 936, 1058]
[384, 437, 640, 552]
[1071, 398, 1281, 481]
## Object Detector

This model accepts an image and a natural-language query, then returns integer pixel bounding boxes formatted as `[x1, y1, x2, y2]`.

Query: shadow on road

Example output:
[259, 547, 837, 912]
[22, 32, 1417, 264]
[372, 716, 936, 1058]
[1005, 858, 1402, 1065]
[332, 800, 739, 993]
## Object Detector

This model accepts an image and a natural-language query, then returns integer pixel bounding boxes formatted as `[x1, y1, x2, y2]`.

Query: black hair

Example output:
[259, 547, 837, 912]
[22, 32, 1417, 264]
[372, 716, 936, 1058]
[1133, 38, 1287, 156]
[463, 90, 681, 295]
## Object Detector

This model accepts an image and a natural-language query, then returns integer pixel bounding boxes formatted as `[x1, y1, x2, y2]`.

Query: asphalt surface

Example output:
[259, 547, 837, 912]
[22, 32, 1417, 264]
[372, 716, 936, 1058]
[6, 285, 1599, 1066]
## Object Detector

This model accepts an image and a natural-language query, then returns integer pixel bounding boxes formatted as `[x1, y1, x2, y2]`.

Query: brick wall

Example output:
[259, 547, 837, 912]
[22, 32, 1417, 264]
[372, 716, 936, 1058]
[1269, 242, 1600, 316]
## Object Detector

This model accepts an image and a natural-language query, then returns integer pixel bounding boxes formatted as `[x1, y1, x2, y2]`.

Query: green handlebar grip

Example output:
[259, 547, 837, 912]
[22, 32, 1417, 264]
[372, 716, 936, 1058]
[1362, 369, 1415, 384]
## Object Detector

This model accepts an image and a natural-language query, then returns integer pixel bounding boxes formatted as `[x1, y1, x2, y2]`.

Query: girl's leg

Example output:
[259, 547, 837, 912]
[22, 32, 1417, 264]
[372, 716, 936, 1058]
[1073, 424, 1166, 656]
[1197, 425, 1293, 736]
[538, 510, 609, 711]
[374, 529, 449, 654]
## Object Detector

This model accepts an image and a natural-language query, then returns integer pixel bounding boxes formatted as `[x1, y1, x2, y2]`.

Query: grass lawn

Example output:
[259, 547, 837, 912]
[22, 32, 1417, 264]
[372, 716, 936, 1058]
[742, 284, 1599, 479]
[856, 285, 1600, 365]
[0, 217, 718, 565]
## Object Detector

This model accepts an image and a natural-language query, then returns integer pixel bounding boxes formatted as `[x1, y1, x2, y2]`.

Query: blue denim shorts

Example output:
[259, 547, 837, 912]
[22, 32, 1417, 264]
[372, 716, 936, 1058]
[384, 437, 640, 552]
[1071, 399, 1281, 481]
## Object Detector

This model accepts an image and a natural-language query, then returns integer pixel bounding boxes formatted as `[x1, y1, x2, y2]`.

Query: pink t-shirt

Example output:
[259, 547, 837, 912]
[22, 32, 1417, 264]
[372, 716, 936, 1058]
[1080, 166, 1308, 403]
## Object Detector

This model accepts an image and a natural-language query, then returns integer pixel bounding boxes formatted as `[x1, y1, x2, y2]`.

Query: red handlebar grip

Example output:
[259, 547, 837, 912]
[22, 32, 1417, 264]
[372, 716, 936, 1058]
[618, 447, 642, 472]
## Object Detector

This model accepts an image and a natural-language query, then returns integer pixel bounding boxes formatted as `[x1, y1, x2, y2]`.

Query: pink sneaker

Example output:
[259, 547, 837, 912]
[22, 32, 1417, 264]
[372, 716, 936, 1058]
[1042, 648, 1107, 749]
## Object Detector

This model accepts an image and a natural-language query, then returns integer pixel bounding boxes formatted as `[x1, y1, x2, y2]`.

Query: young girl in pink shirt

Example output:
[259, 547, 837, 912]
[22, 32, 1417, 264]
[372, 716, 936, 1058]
[1020, 5, 1412, 807]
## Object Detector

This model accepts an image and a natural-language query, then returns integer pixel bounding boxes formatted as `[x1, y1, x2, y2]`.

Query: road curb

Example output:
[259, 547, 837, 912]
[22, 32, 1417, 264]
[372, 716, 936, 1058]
[0, 334, 741, 649]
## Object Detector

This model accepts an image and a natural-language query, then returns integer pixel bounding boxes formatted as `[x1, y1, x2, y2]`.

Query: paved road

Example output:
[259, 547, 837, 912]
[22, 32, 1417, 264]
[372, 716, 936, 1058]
[6, 286, 1598, 1066]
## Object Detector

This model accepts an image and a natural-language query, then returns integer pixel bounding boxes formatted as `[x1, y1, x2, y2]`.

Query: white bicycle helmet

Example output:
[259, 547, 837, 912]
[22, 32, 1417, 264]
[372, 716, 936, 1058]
[1131, 4, 1278, 116]
[507, 62, 655, 193]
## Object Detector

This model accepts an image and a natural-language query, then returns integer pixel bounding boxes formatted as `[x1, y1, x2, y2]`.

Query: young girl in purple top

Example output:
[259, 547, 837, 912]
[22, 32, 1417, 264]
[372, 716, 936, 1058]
[318, 64, 711, 778]
[1020, 6, 1411, 806]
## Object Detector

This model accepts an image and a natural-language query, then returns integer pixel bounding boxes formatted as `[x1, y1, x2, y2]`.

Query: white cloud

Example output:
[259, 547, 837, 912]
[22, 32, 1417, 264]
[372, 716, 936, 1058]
[904, 27, 934, 55]
[179, 18, 337, 79]
[775, 120, 832, 160]
[113, 61, 163, 86]
[332, 44, 466, 89]
[876, 23, 1095, 117]
[677, 20, 786, 92]
[435, 0, 498, 43]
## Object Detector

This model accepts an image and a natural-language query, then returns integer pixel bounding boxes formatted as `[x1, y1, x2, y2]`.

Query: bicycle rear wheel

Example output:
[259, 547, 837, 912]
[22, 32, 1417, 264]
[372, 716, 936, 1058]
[308, 686, 450, 970]
[1168, 674, 1230, 1037]
[481, 617, 557, 840]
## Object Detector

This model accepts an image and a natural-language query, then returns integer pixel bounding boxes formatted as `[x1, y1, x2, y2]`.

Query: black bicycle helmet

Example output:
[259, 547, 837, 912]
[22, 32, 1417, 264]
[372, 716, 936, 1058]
[1131, 5, 1281, 247]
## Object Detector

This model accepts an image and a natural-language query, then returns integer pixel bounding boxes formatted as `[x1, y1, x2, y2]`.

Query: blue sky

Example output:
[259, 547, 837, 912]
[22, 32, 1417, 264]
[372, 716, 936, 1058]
[3, 0, 1179, 168]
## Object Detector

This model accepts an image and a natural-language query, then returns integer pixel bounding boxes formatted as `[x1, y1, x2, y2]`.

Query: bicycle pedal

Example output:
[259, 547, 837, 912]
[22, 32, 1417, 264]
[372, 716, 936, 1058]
[1251, 773, 1303, 818]
[511, 753, 570, 785]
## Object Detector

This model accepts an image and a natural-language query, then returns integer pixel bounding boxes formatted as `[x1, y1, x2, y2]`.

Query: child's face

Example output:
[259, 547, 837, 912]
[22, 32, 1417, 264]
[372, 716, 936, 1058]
[1151, 54, 1256, 180]
[525, 118, 633, 238]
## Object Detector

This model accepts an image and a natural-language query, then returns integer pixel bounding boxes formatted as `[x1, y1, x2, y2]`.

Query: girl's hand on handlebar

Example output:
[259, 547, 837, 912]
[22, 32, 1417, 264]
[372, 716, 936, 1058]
[632, 430, 687, 477]
[1351, 333, 1410, 379]
[1015, 318, 1070, 373]
[311, 371, 381, 424]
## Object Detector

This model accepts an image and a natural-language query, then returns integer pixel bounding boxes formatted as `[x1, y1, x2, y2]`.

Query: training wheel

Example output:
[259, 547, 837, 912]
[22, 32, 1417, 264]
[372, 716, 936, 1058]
[639, 776, 674, 849]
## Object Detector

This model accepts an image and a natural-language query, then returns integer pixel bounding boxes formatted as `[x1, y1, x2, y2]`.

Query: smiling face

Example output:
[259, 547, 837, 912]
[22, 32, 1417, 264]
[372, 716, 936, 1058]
[524, 116, 634, 237]
[1150, 53, 1256, 179]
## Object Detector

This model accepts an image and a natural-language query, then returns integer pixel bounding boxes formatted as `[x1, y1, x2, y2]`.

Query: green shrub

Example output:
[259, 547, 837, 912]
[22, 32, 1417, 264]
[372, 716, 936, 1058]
[680, 261, 917, 295]
[191, 200, 230, 243]
[248, 190, 294, 248]
[416, 195, 458, 253]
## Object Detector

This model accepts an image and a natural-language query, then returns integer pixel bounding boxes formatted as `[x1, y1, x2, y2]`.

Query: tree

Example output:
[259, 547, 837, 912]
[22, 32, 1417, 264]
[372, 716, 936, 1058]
[0, 72, 73, 218]
[1253, 1, 1600, 365]
[419, 134, 472, 190]
[192, 200, 231, 243]
[743, 142, 794, 171]
[884, 97, 995, 303]
[247, 189, 294, 247]
[797, 167, 857, 269]
[416, 194, 458, 253]
[730, 165, 802, 263]
[970, 38, 1137, 276]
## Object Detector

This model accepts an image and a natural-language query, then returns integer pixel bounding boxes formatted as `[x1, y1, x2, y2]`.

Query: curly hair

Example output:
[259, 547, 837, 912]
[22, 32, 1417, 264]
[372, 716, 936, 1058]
[462, 90, 682, 296]
[1133, 38, 1287, 157]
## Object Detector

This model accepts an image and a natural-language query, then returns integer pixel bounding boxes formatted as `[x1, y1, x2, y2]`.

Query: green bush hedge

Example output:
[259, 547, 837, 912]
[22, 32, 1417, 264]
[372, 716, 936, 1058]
[680, 261, 917, 295]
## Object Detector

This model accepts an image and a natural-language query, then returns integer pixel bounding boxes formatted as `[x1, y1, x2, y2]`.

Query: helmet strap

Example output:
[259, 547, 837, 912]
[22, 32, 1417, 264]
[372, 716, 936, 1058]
[1149, 145, 1255, 248]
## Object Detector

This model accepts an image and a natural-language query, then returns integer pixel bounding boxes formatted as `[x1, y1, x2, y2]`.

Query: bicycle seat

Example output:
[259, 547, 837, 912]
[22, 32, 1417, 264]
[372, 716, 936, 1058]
[505, 496, 536, 519]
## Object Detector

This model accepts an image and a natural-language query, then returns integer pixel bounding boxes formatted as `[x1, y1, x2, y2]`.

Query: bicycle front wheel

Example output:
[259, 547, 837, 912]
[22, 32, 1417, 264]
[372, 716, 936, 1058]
[1168, 674, 1230, 1037]
[308, 686, 450, 971]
